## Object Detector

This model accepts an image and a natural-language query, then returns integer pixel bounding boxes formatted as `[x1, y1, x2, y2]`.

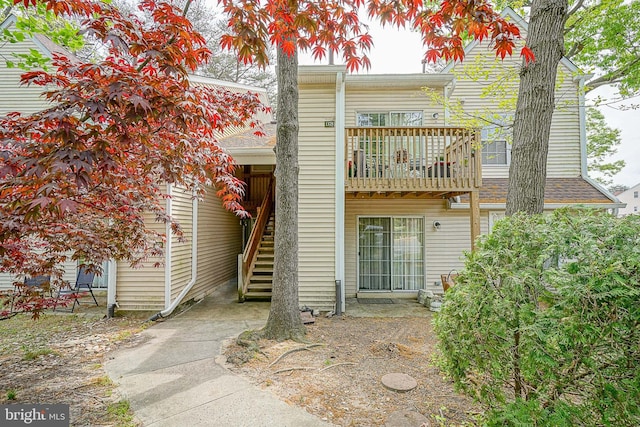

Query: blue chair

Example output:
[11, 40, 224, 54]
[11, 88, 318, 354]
[10, 275, 51, 313]
[56, 266, 98, 312]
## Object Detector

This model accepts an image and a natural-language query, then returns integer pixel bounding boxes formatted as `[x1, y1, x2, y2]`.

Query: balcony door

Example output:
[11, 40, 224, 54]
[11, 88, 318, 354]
[358, 217, 425, 291]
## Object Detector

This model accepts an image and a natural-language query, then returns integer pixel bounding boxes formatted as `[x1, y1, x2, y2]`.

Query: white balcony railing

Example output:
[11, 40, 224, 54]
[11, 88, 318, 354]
[345, 127, 482, 194]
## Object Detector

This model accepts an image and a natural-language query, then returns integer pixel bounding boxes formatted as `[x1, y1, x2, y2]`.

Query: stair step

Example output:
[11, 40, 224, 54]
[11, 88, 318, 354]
[244, 291, 272, 298]
[252, 268, 273, 274]
[249, 275, 273, 282]
[254, 262, 274, 269]
[248, 283, 272, 290]
[256, 253, 274, 258]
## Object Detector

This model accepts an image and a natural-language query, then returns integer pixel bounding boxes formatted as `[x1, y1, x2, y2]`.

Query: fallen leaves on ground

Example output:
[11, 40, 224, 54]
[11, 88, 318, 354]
[224, 315, 481, 426]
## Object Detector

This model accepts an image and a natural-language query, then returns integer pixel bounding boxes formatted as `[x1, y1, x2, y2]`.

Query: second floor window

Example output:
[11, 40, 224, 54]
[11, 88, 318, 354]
[356, 111, 423, 127]
[481, 115, 512, 166]
[634, 191, 638, 198]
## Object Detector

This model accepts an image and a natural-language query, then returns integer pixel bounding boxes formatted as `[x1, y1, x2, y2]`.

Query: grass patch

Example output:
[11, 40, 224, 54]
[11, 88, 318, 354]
[106, 400, 138, 427]
[6, 389, 16, 400]
[0, 314, 83, 355]
[21, 346, 57, 361]
[89, 375, 114, 387]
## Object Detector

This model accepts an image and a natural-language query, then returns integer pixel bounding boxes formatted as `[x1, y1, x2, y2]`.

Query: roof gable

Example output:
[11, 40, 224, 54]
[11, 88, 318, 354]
[441, 7, 581, 76]
[0, 14, 77, 61]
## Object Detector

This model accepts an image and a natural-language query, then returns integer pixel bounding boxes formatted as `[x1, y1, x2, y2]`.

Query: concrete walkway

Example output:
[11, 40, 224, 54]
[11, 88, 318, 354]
[105, 285, 333, 427]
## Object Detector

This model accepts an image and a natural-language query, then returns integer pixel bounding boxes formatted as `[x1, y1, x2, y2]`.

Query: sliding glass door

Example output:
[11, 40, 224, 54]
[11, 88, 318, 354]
[358, 217, 424, 291]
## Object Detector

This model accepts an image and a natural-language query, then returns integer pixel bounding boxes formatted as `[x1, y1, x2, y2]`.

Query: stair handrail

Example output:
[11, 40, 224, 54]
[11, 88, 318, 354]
[240, 179, 273, 299]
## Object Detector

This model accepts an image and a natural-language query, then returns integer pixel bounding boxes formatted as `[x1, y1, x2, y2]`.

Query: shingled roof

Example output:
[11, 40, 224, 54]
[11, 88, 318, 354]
[459, 178, 618, 205]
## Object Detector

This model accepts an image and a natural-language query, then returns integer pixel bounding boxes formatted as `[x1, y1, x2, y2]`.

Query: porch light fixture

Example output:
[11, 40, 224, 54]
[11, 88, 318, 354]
[432, 112, 439, 119]
[433, 220, 441, 230]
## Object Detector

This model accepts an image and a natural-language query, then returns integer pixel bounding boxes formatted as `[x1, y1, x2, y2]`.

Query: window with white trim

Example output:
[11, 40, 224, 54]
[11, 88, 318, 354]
[356, 111, 423, 127]
[354, 112, 423, 177]
[488, 211, 506, 230]
[481, 115, 512, 166]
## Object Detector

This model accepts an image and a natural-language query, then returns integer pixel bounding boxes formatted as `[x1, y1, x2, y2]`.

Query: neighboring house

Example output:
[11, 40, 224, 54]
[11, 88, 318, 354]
[617, 183, 640, 216]
[0, 14, 274, 316]
[0, 9, 623, 316]
[0, 15, 79, 288]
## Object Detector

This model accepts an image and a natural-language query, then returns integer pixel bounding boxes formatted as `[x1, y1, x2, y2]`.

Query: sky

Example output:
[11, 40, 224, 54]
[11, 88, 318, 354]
[299, 25, 640, 189]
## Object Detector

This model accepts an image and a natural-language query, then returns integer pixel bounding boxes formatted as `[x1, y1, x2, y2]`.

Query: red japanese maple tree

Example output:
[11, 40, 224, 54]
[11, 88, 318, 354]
[0, 0, 267, 318]
[219, 0, 533, 69]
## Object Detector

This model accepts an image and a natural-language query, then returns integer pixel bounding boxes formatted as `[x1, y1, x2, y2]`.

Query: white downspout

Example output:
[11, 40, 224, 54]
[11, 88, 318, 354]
[106, 259, 117, 317]
[164, 183, 172, 309]
[335, 71, 346, 313]
[444, 81, 455, 125]
[150, 189, 199, 320]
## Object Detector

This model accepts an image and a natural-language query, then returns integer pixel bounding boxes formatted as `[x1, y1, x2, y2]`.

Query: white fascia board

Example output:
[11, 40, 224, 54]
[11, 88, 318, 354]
[578, 77, 589, 176]
[299, 65, 348, 74]
[0, 14, 17, 32]
[188, 74, 269, 94]
[1, 15, 54, 59]
[298, 65, 347, 86]
[582, 175, 622, 204]
[449, 202, 627, 210]
[345, 73, 454, 89]
[228, 147, 276, 165]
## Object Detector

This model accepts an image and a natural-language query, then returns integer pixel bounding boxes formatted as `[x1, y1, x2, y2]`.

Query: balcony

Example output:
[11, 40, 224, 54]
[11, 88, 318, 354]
[345, 126, 482, 196]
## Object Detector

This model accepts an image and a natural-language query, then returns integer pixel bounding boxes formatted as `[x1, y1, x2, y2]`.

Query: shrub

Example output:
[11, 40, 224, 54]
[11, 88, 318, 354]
[434, 208, 640, 426]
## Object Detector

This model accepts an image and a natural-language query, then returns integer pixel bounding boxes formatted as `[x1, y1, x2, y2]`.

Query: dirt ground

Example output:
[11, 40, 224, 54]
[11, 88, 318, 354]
[224, 315, 481, 427]
[0, 301, 148, 427]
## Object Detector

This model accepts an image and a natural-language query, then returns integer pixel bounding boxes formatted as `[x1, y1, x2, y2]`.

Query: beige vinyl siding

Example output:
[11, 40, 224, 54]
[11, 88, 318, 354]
[345, 197, 490, 296]
[186, 186, 242, 302]
[115, 215, 165, 311]
[448, 42, 582, 178]
[0, 260, 78, 291]
[170, 186, 194, 301]
[0, 27, 52, 115]
[0, 23, 83, 291]
[298, 85, 336, 310]
[344, 88, 442, 125]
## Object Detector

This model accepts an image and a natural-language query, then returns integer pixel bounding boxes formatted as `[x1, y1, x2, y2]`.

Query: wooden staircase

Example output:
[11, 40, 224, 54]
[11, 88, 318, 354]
[244, 213, 275, 300]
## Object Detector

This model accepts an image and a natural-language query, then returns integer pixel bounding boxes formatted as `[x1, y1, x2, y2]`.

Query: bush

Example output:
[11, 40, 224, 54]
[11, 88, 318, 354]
[434, 208, 640, 426]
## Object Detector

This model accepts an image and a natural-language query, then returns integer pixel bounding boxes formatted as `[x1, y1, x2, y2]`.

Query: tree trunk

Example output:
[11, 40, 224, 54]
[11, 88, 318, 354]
[261, 44, 306, 341]
[505, 0, 569, 215]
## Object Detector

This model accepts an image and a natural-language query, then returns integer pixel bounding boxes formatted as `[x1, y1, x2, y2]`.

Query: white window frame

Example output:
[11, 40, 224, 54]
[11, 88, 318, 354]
[356, 111, 423, 127]
[356, 215, 426, 292]
[481, 115, 512, 167]
[488, 211, 506, 230]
